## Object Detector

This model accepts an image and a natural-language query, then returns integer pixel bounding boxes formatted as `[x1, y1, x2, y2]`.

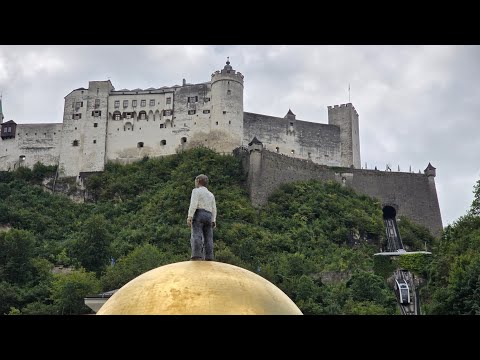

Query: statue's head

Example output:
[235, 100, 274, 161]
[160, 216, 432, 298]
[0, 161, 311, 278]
[195, 174, 209, 188]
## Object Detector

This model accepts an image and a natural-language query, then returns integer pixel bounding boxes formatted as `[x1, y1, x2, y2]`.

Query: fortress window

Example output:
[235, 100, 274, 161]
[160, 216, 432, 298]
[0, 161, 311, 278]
[216, 121, 219, 125]
[95, 99, 100, 108]
[7, 127, 12, 132]
[123, 100, 129, 108]
[166, 97, 171, 104]
[92, 110, 101, 117]
[291, 150, 295, 154]
[188, 110, 196, 115]
[289, 122, 294, 126]
[114, 113, 121, 121]
[139, 111, 147, 120]
[308, 152, 311, 158]
[276, 147, 279, 153]
[75, 128, 77, 130]
[203, 110, 210, 114]
[93, 140, 96, 144]
[160, 140, 166, 146]
[75, 102, 82, 109]
[187, 96, 198, 103]
[114, 100, 120, 108]
[72, 101, 75, 108]
[73, 113, 82, 120]
[160, 124, 165, 128]
[223, 111, 226, 115]
[181, 137, 187, 144]
[141, 100, 146, 107]
[126, 113, 132, 119]
[163, 109, 173, 116]
[94, 123, 98, 128]
[72, 140, 79, 146]
[137, 142, 144, 148]
[227, 90, 231, 95]
[229, 121, 231, 124]
[149, 99, 155, 106]
[204, 97, 210, 102]
[132, 100, 137, 107]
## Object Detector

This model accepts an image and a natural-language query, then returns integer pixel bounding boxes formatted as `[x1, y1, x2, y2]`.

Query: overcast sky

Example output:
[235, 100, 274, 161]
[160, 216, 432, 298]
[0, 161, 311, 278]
[0, 45, 478, 226]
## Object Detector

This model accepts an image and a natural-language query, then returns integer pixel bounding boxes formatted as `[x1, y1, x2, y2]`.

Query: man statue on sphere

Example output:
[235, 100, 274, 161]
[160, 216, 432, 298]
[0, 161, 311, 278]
[187, 174, 217, 261]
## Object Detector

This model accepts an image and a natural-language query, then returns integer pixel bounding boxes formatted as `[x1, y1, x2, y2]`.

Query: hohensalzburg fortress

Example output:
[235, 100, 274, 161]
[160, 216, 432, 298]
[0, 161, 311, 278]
[0, 59, 360, 178]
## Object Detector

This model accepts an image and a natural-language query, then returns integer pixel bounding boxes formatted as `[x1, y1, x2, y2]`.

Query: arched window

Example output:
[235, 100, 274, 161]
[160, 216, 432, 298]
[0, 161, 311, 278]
[139, 111, 147, 120]
[276, 147, 279, 153]
[181, 137, 187, 144]
[160, 140, 166, 146]
[137, 142, 144, 148]
[113, 111, 121, 121]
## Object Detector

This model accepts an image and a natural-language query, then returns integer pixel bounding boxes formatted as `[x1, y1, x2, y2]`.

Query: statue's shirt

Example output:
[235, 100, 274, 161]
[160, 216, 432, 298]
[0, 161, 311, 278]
[188, 186, 217, 222]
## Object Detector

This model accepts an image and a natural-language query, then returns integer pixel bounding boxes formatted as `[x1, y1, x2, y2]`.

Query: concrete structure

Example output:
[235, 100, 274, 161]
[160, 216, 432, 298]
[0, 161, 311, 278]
[0, 59, 359, 177]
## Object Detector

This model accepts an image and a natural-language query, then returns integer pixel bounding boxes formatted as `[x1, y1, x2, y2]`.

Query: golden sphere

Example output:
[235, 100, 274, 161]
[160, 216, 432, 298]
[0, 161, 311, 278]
[97, 261, 303, 315]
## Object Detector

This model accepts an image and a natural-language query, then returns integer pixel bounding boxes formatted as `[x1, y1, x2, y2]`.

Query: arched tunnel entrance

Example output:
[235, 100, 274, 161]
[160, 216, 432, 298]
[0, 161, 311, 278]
[382, 205, 404, 251]
[382, 205, 397, 220]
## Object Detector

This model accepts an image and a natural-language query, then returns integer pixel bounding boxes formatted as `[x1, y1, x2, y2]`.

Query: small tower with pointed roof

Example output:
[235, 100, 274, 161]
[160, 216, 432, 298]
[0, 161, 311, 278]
[248, 136, 263, 153]
[285, 109, 296, 134]
[424, 163, 436, 177]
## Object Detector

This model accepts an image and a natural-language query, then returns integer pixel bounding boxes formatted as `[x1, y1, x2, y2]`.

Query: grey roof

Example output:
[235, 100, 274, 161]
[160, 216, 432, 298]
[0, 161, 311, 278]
[286, 109, 296, 116]
[425, 162, 436, 170]
[146, 87, 156, 90]
[84, 289, 119, 299]
[248, 136, 263, 146]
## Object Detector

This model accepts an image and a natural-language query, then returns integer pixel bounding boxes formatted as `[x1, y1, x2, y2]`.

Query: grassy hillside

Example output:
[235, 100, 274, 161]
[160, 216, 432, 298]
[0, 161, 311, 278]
[0, 148, 442, 315]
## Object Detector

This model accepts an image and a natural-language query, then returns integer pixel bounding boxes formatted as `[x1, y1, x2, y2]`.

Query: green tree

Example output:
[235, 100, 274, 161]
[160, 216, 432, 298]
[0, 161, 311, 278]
[71, 214, 113, 274]
[0, 281, 22, 314]
[51, 268, 101, 315]
[347, 271, 396, 312]
[101, 244, 169, 291]
[470, 179, 480, 216]
[0, 229, 36, 284]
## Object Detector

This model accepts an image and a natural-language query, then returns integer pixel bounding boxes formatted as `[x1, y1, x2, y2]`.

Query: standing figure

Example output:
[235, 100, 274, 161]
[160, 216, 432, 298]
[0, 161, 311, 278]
[187, 174, 217, 261]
